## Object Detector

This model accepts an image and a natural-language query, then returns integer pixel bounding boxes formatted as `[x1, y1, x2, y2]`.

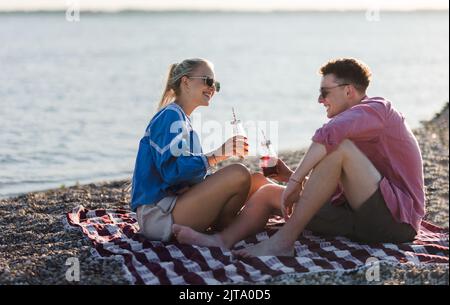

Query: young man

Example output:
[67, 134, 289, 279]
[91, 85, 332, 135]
[173, 58, 425, 257]
[232, 58, 425, 257]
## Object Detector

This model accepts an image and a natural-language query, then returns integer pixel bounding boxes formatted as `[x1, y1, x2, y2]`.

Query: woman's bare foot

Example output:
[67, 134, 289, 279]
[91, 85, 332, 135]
[232, 238, 295, 258]
[172, 224, 228, 249]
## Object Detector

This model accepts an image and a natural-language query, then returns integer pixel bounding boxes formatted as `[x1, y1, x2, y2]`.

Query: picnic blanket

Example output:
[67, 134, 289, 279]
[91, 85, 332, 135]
[64, 205, 449, 285]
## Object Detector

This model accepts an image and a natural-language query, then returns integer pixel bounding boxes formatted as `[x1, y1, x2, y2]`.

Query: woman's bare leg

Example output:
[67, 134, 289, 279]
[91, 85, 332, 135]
[171, 163, 251, 232]
[211, 172, 273, 231]
[248, 172, 273, 199]
[173, 184, 284, 249]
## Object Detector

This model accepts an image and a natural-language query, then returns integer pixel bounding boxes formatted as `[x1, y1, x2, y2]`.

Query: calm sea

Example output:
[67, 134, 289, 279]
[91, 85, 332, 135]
[0, 11, 448, 197]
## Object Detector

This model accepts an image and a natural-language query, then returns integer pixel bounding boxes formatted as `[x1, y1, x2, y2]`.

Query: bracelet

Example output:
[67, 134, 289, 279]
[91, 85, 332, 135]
[212, 153, 218, 166]
[289, 176, 302, 184]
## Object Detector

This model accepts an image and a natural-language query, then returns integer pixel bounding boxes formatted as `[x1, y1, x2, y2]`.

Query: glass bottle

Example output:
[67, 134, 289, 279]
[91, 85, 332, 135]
[259, 130, 278, 177]
[230, 107, 247, 159]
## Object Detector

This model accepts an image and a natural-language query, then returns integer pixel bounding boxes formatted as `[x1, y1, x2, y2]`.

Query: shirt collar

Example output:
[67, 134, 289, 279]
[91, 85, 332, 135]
[171, 102, 191, 121]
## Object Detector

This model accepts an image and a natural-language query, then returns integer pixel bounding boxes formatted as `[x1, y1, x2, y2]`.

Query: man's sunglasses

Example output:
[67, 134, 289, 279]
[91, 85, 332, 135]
[188, 76, 221, 92]
[319, 83, 349, 99]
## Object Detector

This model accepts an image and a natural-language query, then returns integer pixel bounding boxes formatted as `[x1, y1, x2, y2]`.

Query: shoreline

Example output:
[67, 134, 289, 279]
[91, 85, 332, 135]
[2, 104, 446, 201]
[0, 103, 448, 284]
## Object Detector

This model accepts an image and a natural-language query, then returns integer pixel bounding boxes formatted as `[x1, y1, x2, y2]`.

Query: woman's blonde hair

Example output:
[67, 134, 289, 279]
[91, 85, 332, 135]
[157, 58, 213, 110]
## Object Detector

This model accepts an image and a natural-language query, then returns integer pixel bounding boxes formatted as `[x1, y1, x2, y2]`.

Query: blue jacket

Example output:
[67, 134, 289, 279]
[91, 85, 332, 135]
[130, 103, 210, 211]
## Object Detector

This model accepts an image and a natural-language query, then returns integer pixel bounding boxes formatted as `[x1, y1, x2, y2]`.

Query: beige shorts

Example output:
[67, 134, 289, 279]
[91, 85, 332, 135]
[136, 196, 178, 242]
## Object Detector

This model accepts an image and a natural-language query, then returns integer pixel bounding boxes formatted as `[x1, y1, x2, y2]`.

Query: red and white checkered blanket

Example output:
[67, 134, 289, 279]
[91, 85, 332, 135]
[65, 205, 449, 285]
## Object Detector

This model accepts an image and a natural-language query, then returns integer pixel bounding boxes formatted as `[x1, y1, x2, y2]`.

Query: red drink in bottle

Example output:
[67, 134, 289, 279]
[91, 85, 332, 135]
[259, 129, 278, 178]
[261, 155, 278, 177]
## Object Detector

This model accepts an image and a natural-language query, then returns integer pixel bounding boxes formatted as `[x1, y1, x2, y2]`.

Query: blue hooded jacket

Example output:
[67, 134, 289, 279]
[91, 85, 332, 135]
[130, 103, 209, 211]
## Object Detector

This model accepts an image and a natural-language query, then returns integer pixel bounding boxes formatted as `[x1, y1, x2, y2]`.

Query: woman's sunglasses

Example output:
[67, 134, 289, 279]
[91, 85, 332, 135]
[188, 76, 221, 92]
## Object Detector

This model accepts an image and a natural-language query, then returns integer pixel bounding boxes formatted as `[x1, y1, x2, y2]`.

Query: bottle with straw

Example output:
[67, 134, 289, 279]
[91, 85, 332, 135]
[259, 129, 279, 177]
[230, 107, 247, 159]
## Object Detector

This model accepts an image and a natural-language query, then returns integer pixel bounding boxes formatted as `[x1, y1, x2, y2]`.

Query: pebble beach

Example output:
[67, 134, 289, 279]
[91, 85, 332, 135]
[0, 103, 448, 285]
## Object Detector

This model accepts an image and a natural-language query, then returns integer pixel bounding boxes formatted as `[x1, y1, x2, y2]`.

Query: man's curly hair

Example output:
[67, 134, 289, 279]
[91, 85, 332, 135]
[319, 58, 372, 93]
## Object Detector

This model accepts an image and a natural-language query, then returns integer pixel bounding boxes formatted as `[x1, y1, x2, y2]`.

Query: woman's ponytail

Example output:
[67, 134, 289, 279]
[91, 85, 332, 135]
[157, 63, 178, 110]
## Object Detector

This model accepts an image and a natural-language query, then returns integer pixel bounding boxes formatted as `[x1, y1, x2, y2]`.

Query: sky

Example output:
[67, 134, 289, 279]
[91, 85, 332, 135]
[0, 0, 448, 12]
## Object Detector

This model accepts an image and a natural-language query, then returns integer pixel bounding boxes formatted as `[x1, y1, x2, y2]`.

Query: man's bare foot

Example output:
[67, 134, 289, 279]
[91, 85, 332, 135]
[172, 224, 228, 249]
[232, 238, 295, 258]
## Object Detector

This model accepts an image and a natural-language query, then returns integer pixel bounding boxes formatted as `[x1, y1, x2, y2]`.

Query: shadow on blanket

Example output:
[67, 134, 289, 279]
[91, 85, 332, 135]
[65, 205, 449, 285]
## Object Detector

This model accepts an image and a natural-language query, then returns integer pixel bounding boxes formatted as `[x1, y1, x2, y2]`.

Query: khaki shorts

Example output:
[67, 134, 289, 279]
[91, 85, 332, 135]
[136, 196, 178, 242]
[305, 188, 417, 243]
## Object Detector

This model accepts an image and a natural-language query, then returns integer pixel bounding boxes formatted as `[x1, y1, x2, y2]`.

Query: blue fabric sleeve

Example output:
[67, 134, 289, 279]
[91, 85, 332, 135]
[149, 109, 208, 185]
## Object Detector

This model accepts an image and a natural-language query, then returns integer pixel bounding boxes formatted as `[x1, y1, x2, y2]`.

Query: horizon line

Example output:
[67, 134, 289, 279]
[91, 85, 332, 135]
[0, 8, 448, 13]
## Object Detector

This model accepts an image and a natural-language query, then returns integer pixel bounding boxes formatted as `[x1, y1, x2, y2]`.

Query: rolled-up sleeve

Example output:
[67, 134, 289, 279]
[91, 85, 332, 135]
[312, 104, 385, 154]
[149, 110, 208, 185]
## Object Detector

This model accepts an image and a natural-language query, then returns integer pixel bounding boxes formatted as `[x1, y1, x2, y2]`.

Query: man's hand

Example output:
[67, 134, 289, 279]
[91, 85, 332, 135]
[269, 158, 294, 183]
[280, 178, 303, 220]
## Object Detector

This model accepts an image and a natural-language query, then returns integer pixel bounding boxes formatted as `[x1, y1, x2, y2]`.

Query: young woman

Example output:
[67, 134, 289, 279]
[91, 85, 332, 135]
[131, 58, 269, 242]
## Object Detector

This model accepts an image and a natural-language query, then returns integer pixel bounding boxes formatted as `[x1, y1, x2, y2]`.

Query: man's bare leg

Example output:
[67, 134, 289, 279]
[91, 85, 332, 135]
[233, 140, 382, 257]
[173, 184, 284, 249]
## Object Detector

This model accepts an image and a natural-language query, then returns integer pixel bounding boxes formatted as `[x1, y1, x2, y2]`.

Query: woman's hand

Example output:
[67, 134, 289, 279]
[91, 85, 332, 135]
[268, 158, 294, 183]
[218, 135, 249, 159]
[206, 135, 249, 167]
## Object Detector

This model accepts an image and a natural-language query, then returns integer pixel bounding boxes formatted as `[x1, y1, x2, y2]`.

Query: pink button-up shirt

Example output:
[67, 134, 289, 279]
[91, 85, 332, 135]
[312, 96, 425, 232]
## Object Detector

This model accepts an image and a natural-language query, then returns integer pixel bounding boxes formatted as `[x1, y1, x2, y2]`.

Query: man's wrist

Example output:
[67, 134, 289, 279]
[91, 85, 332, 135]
[285, 170, 295, 182]
[289, 176, 302, 184]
